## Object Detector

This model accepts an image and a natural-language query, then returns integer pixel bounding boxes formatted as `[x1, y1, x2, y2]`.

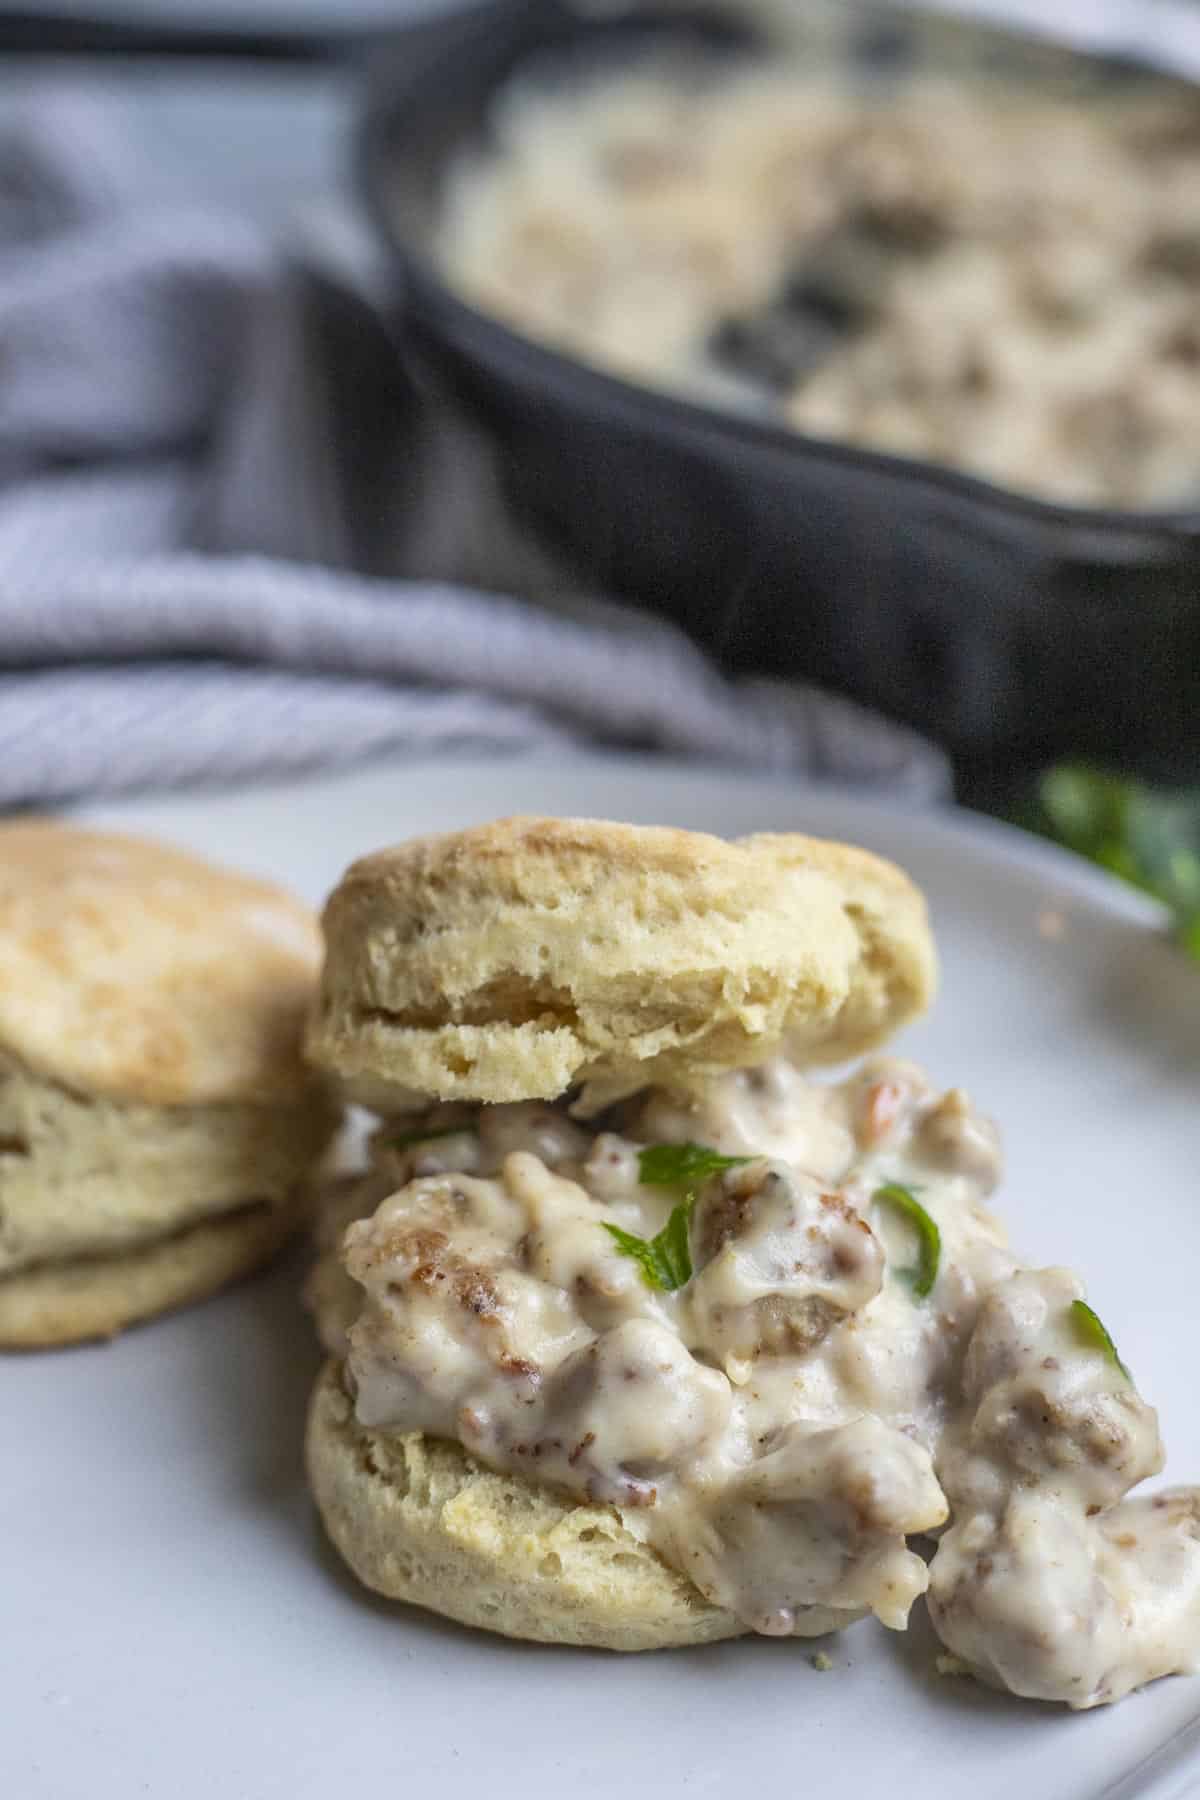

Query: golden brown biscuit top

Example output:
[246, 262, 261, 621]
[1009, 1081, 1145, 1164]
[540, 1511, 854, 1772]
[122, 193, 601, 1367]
[0, 820, 324, 1106]
[308, 815, 936, 1107]
[740, 831, 937, 1065]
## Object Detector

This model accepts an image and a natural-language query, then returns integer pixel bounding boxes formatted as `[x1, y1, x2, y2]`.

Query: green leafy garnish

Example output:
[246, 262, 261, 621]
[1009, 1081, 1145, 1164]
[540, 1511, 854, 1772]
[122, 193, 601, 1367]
[636, 1142, 752, 1188]
[604, 1141, 752, 1291]
[873, 1183, 941, 1299]
[388, 1122, 477, 1153]
[1029, 764, 1200, 961]
[1070, 1299, 1132, 1383]
[604, 1204, 695, 1292]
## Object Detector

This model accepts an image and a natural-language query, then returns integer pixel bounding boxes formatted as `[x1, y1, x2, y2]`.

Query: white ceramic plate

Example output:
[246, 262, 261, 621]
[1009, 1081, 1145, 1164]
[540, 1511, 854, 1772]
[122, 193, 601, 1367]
[6, 753, 1200, 1800]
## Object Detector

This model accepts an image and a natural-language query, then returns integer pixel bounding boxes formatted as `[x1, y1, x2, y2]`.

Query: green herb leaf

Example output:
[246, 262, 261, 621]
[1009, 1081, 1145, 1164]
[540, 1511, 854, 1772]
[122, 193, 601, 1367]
[603, 1201, 695, 1292]
[1031, 764, 1200, 963]
[1070, 1298, 1132, 1383]
[873, 1182, 941, 1299]
[653, 1201, 695, 1290]
[388, 1122, 477, 1153]
[609, 1142, 754, 1291]
[637, 1141, 752, 1188]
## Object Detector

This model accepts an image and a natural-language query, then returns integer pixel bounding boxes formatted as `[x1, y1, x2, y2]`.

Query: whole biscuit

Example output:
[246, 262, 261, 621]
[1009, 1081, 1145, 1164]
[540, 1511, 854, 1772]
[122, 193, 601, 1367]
[306, 1360, 858, 1650]
[307, 816, 935, 1107]
[0, 822, 337, 1343]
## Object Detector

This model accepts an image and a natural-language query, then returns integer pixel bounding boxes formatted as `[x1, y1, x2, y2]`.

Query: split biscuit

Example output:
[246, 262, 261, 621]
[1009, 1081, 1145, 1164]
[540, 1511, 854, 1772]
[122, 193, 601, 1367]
[304, 815, 935, 1646]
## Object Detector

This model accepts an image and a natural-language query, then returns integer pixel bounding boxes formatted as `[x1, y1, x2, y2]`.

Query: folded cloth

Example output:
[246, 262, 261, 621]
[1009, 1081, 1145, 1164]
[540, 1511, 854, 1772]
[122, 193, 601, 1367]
[0, 76, 951, 807]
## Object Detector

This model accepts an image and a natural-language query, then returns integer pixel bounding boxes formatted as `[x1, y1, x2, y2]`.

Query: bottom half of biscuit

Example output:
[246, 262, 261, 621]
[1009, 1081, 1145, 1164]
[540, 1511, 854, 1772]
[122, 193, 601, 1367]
[0, 1056, 337, 1347]
[0, 1198, 302, 1348]
[306, 1360, 856, 1652]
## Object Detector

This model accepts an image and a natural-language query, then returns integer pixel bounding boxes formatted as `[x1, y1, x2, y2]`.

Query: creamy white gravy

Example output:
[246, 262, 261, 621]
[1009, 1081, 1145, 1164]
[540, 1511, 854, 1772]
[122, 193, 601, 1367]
[314, 1056, 1200, 1706]
[435, 67, 1200, 509]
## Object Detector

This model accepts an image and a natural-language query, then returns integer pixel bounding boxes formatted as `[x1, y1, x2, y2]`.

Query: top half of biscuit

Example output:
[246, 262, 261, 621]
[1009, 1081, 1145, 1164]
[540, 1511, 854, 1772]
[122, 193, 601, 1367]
[307, 815, 936, 1110]
[0, 820, 326, 1108]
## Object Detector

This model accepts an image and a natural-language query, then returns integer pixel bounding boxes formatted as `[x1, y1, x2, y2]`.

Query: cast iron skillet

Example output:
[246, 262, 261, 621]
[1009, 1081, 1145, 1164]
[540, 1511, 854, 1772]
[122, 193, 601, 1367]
[10, 1, 1200, 797]
[356, 0, 1200, 798]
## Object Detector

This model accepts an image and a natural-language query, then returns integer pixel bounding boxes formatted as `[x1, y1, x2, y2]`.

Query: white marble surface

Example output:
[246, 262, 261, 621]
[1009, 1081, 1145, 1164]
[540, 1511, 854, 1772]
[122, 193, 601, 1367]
[0, 1, 466, 216]
[4, 0, 1199, 222]
[0, 65, 348, 214]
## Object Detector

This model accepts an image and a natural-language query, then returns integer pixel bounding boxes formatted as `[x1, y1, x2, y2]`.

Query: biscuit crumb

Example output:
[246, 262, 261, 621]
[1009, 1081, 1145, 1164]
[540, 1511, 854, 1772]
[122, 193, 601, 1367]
[810, 1651, 834, 1672]
[935, 1652, 972, 1678]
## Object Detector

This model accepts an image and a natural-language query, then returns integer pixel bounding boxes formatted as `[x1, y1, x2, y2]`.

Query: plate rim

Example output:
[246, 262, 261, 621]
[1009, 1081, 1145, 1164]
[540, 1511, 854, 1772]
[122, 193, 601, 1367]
[72, 746, 1173, 935]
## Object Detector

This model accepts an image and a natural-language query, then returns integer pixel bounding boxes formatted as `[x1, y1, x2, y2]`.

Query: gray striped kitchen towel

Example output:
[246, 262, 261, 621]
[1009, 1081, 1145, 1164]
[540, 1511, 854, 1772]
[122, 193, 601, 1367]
[0, 75, 951, 805]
